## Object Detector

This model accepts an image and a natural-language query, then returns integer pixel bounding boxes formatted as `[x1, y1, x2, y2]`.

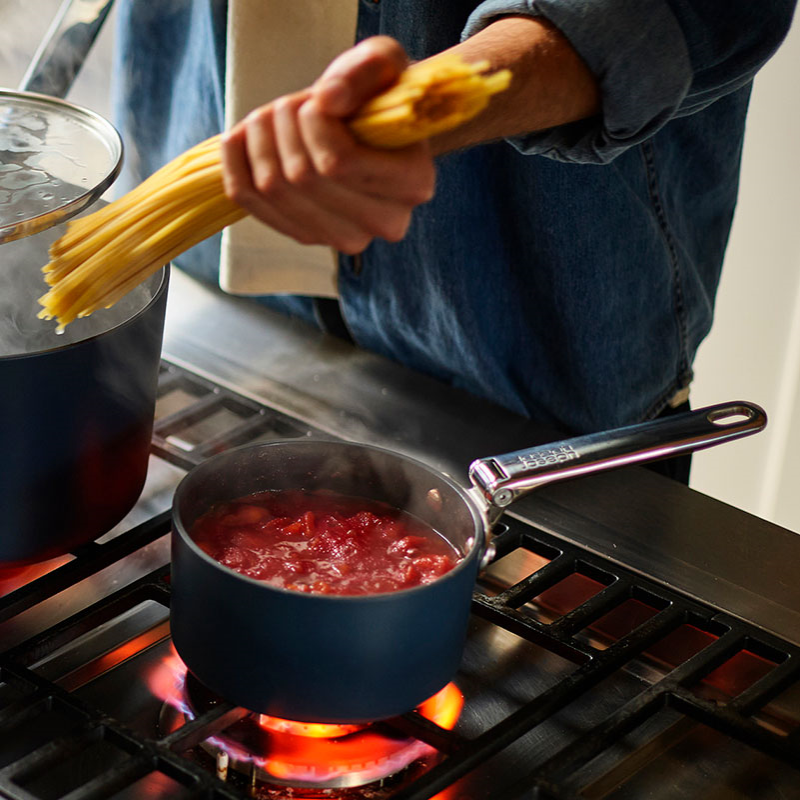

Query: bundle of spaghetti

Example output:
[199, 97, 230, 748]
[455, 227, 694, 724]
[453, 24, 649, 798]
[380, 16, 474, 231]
[39, 53, 511, 330]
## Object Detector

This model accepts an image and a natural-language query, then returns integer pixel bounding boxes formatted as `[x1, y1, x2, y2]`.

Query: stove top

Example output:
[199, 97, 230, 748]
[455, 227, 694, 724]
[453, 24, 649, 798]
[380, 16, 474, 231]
[1, 271, 799, 799]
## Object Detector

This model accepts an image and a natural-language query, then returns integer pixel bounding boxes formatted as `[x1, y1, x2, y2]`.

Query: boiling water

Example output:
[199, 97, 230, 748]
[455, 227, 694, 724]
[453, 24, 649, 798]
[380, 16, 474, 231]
[0, 219, 160, 356]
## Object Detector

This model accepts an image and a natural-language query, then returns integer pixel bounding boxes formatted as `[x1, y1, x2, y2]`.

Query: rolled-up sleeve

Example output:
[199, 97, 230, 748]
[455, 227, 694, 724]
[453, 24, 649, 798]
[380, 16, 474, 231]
[463, 0, 796, 163]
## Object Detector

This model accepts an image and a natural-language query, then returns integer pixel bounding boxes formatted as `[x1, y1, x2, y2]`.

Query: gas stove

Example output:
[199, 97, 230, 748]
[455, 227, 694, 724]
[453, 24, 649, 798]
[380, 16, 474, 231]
[1, 270, 799, 800]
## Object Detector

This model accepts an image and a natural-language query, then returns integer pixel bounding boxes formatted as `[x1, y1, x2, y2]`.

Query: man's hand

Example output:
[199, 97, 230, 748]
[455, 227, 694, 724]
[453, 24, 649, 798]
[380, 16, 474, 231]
[221, 37, 437, 255]
[221, 18, 599, 253]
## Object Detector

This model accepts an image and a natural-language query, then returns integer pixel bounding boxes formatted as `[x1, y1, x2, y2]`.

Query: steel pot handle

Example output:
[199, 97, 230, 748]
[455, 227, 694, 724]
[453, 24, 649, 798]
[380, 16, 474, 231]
[469, 401, 767, 528]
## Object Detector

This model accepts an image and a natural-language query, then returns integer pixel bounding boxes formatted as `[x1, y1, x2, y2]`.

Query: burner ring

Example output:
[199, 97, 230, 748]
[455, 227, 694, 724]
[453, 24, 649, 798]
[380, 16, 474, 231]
[157, 671, 448, 790]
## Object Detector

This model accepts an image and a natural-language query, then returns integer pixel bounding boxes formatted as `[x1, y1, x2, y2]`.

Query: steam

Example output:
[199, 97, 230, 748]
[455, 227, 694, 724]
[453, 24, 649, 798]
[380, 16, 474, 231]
[0, 2, 166, 355]
[0, 222, 157, 356]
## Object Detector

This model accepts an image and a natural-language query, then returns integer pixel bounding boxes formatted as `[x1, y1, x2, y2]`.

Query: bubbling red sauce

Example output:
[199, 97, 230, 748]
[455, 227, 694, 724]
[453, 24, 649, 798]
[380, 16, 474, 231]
[190, 490, 461, 595]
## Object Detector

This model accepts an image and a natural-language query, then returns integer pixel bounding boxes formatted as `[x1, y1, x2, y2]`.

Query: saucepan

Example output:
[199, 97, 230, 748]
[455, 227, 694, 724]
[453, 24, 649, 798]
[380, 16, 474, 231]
[170, 400, 766, 723]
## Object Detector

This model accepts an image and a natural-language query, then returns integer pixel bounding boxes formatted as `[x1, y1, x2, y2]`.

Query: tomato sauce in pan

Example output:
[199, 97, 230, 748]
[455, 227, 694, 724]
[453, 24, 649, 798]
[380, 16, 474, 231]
[190, 490, 461, 595]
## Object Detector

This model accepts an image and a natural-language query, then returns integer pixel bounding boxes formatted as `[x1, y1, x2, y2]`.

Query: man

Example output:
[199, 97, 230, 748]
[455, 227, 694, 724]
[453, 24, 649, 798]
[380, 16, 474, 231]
[112, 0, 796, 482]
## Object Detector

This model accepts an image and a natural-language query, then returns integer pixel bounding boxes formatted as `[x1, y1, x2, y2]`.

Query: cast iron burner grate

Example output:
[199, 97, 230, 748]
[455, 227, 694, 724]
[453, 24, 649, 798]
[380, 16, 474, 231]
[1, 361, 799, 800]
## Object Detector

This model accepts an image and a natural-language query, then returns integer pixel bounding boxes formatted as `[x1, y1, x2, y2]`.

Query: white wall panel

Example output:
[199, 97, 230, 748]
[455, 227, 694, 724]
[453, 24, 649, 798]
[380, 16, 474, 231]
[691, 15, 800, 530]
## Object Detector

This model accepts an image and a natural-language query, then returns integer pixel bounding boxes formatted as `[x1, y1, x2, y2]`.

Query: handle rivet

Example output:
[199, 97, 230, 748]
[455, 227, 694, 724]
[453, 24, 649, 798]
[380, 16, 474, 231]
[493, 489, 514, 507]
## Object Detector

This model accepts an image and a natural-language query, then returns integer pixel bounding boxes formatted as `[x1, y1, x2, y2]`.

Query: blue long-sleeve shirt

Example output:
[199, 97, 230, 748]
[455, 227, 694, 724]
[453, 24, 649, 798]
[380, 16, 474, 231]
[112, 0, 796, 433]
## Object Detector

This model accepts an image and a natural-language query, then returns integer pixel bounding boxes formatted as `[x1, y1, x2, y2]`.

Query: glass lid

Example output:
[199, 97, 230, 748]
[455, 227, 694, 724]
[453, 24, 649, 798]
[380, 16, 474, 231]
[0, 89, 122, 244]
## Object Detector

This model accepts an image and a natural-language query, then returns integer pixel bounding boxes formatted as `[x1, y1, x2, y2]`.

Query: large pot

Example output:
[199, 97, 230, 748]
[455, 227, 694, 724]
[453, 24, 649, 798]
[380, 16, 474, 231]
[0, 226, 169, 565]
[0, 86, 169, 566]
[0, 28, 168, 565]
[170, 401, 766, 723]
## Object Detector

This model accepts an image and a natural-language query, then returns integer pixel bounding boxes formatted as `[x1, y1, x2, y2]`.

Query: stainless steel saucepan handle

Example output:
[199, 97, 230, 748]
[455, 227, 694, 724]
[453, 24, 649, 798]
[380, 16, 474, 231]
[469, 401, 767, 527]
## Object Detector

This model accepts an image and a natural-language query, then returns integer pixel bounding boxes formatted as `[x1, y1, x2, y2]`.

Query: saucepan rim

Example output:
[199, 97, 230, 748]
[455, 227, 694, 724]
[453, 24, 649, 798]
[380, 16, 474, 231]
[171, 438, 488, 603]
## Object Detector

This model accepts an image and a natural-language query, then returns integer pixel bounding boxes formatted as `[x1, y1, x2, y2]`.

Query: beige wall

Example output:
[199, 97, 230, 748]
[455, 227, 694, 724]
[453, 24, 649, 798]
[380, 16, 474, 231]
[691, 14, 800, 531]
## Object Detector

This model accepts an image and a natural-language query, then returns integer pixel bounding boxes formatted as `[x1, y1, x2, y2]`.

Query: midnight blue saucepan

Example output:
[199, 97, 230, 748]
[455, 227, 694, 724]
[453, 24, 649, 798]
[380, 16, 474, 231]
[170, 401, 765, 723]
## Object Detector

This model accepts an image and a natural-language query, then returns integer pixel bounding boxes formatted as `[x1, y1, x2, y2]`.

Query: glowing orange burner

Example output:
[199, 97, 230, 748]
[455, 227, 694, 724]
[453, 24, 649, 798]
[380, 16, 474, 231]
[150, 645, 464, 789]
[0, 555, 71, 596]
[256, 716, 362, 739]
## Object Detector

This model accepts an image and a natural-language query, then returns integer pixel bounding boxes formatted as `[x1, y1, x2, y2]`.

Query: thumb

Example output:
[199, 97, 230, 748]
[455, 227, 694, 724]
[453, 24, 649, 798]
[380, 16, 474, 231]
[313, 36, 408, 117]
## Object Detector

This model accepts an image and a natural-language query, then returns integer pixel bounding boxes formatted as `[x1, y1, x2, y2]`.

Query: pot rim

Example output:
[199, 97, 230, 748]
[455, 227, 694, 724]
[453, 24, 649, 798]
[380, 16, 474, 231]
[0, 264, 170, 362]
[171, 438, 487, 603]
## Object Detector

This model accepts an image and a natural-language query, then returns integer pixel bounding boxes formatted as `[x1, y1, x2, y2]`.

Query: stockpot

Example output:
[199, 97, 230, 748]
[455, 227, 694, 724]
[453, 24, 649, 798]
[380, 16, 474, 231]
[0, 231, 168, 565]
[170, 401, 766, 723]
[0, 88, 169, 566]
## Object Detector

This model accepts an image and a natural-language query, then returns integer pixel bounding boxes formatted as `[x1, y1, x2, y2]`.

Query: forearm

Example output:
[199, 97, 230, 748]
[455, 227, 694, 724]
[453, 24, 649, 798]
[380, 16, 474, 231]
[429, 15, 601, 155]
